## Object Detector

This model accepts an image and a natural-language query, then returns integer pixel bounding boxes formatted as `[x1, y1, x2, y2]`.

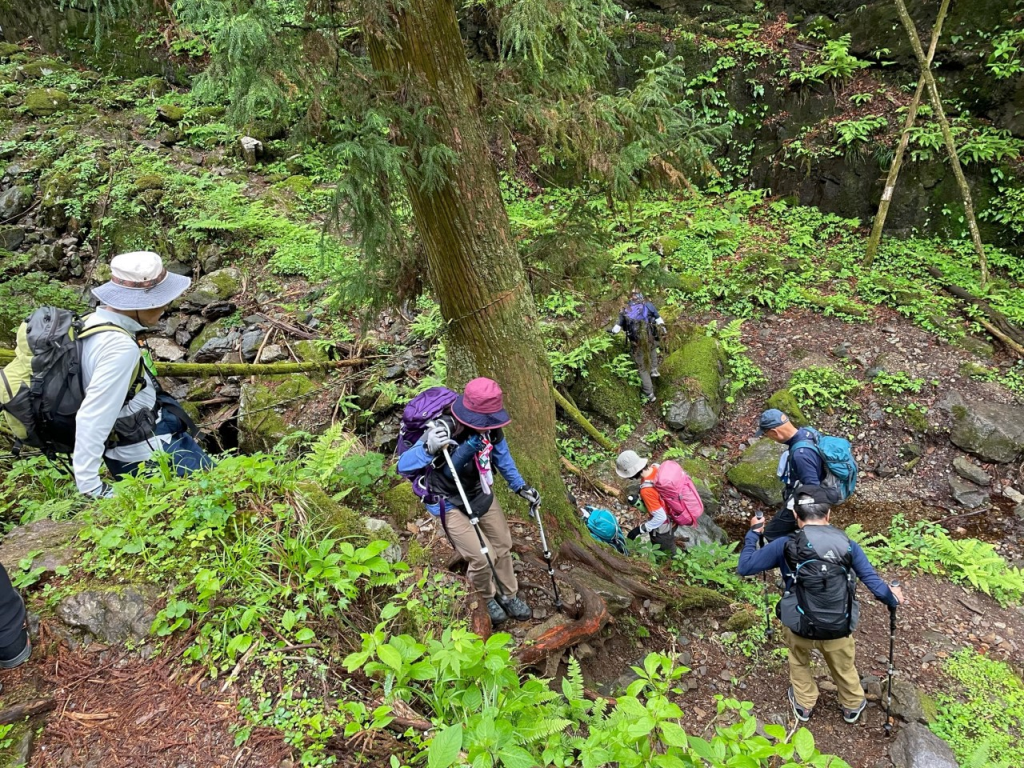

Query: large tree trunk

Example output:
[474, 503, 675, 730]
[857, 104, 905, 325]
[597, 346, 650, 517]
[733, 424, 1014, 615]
[362, 0, 575, 534]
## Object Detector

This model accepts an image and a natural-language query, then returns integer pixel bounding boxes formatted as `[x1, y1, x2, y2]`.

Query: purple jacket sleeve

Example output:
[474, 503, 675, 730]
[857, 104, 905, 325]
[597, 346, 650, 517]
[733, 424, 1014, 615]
[850, 542, 899, 607]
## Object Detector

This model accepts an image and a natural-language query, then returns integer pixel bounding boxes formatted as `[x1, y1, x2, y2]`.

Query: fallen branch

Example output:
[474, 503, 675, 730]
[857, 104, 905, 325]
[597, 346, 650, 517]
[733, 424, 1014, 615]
[0, 349, 370, 376]
[551, 387, 616, 451]
[0, 697, 56, 723]
[925, 266, 1024, 355]
[560, 457, 623, 500]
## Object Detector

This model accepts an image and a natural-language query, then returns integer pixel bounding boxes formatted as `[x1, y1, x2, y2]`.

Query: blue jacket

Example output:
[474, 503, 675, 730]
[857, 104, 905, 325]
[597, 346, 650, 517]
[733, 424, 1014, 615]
[784, 427, 826, 492]
[737, 528, 899, 608]
[396, 429, 525, 516]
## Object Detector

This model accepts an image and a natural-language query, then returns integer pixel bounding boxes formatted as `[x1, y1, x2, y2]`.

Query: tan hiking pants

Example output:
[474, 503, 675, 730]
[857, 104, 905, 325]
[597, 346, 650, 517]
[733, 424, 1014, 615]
[443, 497, 518, 600]
[783, 627, 864, 709]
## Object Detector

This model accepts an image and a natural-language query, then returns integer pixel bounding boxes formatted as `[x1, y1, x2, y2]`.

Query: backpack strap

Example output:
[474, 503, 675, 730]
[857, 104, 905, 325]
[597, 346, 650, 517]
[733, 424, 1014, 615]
[78, 322, 146, 399]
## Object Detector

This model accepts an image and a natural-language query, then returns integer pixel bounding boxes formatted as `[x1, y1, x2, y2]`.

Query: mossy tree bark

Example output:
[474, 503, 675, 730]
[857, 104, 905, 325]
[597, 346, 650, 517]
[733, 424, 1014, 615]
[893, 0, 988, 286]
[362, 0, 575, 536]
[864, 0, 950, 267]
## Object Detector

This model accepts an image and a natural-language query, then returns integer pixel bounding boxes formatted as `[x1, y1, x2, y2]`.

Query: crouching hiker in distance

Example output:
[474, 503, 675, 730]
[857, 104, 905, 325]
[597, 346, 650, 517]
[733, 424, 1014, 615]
[396, 378, 539, 627]
[738, 486, 904, 725]
[616, 450, 704, 558]
[0, 251, 212, 498]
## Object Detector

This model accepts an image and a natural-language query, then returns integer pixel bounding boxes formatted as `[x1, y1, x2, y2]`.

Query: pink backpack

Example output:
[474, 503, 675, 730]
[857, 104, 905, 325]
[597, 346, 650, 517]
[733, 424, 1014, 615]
[646, 460, 704, 527]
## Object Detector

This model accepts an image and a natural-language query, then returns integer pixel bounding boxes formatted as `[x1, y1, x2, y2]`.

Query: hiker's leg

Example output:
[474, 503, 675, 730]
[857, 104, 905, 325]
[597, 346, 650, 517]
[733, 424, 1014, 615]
[0, 565, 28, 668]
[820, 635, 864, 709]
[104, 456, 142, 481]
[442, 506, 495, 597]
[651, 528, 677, 556]
[632, 344, 655, 399]
[477, 497, 519, 597]
[165, 432, 214, 476]
[783, 628, 820, 709]
[762, 499, 798, 543]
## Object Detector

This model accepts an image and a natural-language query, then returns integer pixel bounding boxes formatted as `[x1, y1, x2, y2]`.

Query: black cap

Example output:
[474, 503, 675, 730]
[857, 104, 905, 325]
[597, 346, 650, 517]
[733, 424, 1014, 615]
[793, 485, 833, 508]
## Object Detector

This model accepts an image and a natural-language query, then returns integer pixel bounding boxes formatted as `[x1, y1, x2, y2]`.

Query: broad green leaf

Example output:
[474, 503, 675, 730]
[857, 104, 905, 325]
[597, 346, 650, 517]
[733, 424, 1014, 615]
[659, 721, 689, 748]
[498, 746, 538, 768]
[428, 725, 462, 768]
[793, 728, 815, 761]
[763, 724, 787, 741]
[377, 644, 404, 672]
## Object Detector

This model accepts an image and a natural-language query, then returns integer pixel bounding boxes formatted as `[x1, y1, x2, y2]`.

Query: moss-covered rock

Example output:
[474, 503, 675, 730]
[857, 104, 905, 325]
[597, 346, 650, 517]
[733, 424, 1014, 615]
[295, 339, 330, 363]
[726, 438, 786, 505]
[185, 267, 243, 306]
[658, 331, 726, 436]
[724, 607, 760, 633]
[766, 388, 806, 427]
[381, 482, 421, 528]
[949, 400, 1024, 463]
[0, 43, 22, 60]
[568, 347, 643, 426]
[24, 88, 70, 117]
[133, 174, 164, 192]
[17, 59, 68, 79]
[238, 374, 316, 453]
[156, 104, 185, 125]
[188, 318, 230, 356]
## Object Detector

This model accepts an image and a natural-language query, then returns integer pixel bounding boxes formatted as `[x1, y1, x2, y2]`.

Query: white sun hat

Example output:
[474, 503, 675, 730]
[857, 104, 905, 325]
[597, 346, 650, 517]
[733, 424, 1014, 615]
[91, 251, 191, 311]
[615, 449, 648, 479]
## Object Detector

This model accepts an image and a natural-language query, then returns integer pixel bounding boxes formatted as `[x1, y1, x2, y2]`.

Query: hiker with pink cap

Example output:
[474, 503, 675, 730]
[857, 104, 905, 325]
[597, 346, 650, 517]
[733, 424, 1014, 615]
[397, 377, 539, 627]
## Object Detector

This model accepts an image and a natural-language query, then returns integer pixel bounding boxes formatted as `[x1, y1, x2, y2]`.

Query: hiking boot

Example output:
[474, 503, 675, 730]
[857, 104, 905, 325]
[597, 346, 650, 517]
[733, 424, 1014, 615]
[504, 595, 532, 621]
[651, 370, 660, 378]
[0, 635, 30, 670]
[645, 393, 657, 404]
[842, 699, 867, 724]
[788, 687, 813, 722]
[486, 598, 508, 625]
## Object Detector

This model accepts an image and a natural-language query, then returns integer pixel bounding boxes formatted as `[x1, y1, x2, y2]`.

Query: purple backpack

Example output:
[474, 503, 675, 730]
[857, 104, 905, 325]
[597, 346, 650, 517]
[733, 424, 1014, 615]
[396, 386, 459, 500]
[624, 301, 653, 323]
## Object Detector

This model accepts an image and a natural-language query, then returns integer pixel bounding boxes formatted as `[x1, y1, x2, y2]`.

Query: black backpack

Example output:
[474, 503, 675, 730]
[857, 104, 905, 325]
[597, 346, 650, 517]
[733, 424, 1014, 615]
[0, 307, 151, 456]
[779, 526, 860, 640]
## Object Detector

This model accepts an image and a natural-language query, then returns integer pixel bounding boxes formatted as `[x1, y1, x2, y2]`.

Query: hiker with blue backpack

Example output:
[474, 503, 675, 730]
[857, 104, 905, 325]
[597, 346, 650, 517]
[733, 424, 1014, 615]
[738, 485, 904, 725]
[608, 291, 666, 404]
[754, 409, 857, 542]
[396, 378, 539, 627]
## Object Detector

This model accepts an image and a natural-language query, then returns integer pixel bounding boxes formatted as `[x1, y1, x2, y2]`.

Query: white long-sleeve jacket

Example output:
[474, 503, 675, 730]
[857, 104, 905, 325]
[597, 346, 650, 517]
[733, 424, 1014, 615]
[73, 309, 171, 497]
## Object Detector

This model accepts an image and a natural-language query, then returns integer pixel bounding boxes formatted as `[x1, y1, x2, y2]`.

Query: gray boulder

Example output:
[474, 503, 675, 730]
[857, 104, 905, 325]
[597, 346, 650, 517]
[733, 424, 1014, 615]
[0, 224, 25, 250]
[890, 723, 959, 768]
[185, 267, 243, 306]
[674, 514, 728, 548]
[146, 337, 187, 362]
[193, 331, 238, 363]
[239, 136, 263, 166]
[664, 397, 719, 436]
[948, 476, 988, 509]
[0, 520, 82, 575]
[241, 329, 266, 362]
[950, 401, 1024, 463]
[890, 679, 937, 725]
[57, 587, 158, 644]
[0, 185, 33, 220]
[951, 456, 991, 486]
[726, 439, 786, 505]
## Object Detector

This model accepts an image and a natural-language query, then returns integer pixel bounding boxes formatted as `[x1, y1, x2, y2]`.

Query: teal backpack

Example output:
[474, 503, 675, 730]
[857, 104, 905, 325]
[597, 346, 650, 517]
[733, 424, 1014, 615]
[791, 428, 858, 502]
[583, 506, 627, 554]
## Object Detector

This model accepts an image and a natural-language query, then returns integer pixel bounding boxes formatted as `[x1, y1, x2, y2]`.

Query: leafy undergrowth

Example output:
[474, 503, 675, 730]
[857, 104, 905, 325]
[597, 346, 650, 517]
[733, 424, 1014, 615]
[849, 515, 1024, 607]
[932, 648, 1024, 767]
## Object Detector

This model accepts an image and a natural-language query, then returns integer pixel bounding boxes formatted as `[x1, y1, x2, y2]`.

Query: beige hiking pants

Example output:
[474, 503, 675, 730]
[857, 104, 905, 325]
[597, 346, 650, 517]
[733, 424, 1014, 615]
[783, 627, 864, 709]
[443, 497, 518, 600]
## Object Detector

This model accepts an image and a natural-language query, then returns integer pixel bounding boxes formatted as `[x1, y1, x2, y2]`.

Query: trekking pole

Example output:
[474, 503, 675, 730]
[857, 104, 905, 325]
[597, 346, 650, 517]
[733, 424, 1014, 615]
[440, 446, 512, 607]
[884, 580, 900, 737]
[530, 500, 564, 613]
[755, 511, 774, 642]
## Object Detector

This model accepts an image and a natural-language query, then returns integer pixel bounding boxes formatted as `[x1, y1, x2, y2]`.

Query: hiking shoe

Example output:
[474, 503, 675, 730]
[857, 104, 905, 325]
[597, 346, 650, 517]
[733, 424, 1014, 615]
[486, 598, 508, 625]
[504, 595, 532, 621]
[842, 699, 867, 724]
[645, 393, 657, 404]
[788, 687, 813, 722]
[0, 637, 30, 670]
[651, 370, 660, 378]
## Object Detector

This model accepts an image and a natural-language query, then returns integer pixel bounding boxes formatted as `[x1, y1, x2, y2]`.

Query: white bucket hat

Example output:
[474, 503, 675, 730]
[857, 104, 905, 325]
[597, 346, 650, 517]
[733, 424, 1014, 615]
[92, 251, 191, 311]
[615, 449, 648, 479]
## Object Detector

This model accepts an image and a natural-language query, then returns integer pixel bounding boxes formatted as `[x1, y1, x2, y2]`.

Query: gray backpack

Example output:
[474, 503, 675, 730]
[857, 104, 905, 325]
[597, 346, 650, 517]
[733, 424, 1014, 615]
[0, 307, 151, 456]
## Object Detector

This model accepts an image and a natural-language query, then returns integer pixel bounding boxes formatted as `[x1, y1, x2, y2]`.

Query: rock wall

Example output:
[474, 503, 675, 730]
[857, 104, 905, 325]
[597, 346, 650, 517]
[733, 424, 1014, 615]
[0, 0, 177, 80]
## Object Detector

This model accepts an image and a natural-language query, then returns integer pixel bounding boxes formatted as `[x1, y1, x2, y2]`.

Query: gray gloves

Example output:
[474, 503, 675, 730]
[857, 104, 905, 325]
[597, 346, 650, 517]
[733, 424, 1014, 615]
[518, 486, 541, 505]
[425, 421, 457, 455]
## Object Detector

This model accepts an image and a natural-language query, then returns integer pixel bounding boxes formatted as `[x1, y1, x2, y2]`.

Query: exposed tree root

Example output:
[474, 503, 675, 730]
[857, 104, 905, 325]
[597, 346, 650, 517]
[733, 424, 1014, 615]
[517, 580, 609, 668]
